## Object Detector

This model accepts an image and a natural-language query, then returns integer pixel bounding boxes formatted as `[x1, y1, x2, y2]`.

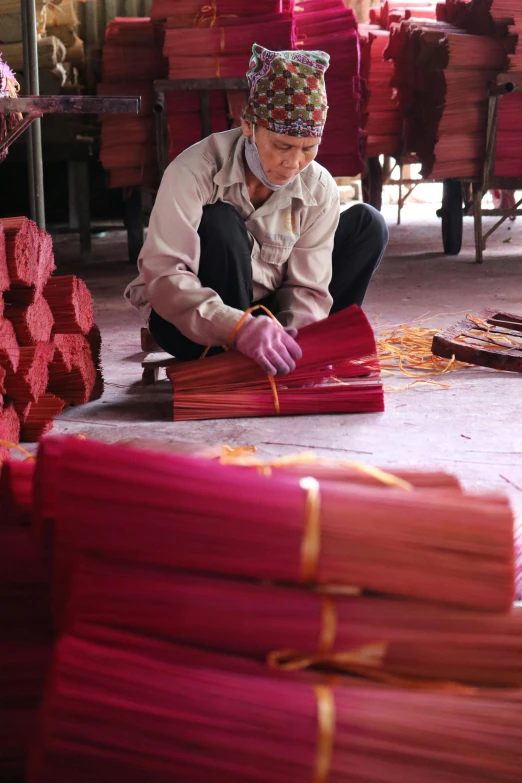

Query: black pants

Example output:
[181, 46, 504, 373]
[149, 201, 388, 360]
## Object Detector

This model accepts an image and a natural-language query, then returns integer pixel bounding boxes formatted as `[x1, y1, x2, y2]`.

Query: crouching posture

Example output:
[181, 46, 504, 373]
[125, 44, 388, 375]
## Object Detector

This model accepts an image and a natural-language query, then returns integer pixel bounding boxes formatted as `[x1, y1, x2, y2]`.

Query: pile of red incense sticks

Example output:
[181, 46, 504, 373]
[0, 434, 514, 782]
[98, 18, 167, 188]
[0, 217, 103, 451]
[167, 305, 384, 421]
[294, 0, 364, 176]
[359, 24, 402, 159]
[443, 0, 522, 179]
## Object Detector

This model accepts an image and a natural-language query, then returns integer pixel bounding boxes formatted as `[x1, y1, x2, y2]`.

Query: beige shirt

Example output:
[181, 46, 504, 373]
[125, 128, 340, 346]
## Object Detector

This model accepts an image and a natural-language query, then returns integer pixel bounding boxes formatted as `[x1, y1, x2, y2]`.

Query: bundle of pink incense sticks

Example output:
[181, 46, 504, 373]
[68, 561, 522, 688]
[167, 305, 384, 421]
[30, 626, 522, 783]
[0, 218, 103, 447]
[34, 436, 515, 615]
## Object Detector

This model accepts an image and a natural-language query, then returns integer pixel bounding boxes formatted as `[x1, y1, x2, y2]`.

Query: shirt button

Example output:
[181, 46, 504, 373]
[253, 253, 259, 260]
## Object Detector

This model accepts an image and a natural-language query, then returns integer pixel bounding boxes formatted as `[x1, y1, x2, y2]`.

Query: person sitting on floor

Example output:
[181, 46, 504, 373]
[125, 43, 388, 376]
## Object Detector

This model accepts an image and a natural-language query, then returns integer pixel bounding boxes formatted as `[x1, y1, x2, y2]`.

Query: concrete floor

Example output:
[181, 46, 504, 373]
[49, 202, 522, 509]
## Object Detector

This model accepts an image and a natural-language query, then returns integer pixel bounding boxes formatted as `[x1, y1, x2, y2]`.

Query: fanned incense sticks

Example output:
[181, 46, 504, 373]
[0, 316, 20, 372]
[5, 343, 54, 405]
[18, 394, 66, 442]
[43, 275, 94, 335]
[30, 630, 522, 783]
[68, 562, 522, 688]
[0, 217, 39, 288]
[167, 306, 384, 421]
[47, 334, 96, 405]
[5, 296, 54, 345]
[0, 460, 34, 526]
[39, 436, 515, 612]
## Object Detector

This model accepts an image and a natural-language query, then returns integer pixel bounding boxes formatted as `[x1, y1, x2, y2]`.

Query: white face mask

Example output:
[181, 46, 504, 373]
[244, 125, 299, 192]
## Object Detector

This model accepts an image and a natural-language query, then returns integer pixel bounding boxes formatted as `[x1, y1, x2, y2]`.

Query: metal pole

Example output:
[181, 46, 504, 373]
[21, 0, 45, 229]
[20, 0, 36, 222]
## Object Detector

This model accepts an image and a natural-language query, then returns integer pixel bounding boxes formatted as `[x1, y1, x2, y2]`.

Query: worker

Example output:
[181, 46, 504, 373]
[125, 44, 388, 376]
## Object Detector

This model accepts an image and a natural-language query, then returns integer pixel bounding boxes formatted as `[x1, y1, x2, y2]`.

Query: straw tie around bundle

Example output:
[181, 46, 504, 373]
[43, 275, 94, 335]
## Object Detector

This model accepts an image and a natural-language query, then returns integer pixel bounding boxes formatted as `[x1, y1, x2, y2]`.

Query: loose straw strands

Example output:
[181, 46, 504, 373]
[68, 562, 522, 688]
[39, 437, 516, 613]
[31, 630, 522, 783]
[375, 323, 470, 388]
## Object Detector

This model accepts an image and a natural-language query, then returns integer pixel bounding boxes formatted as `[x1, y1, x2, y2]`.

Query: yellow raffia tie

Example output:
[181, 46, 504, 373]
[219, 449, 414, 492]
[228, 305, 284, 415]
[313, 685, 335, 783]
[193, 0, 217, 27]
[299, 476, 321, 583]
[0, 440, 36, 461]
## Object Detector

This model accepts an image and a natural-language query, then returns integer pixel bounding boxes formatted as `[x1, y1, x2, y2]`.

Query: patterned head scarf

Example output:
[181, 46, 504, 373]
[244, 44, 330, 138]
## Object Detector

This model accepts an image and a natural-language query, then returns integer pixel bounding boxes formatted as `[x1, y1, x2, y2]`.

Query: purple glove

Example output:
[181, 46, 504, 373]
[235, 315, 303, 375]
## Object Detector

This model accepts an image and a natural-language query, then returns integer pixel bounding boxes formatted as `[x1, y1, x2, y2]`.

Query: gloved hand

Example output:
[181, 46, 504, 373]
[235, 315, 302, 375]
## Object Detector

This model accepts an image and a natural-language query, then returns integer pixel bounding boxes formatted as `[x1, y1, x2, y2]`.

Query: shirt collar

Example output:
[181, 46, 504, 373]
[213, 130, 318, 208]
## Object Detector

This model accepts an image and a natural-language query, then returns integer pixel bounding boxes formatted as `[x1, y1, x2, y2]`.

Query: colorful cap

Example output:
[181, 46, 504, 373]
[244, 44, 330, 138]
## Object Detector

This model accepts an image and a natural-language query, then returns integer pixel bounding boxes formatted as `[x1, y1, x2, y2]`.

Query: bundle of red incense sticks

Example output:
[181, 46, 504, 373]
[34, 436, 515, 615]
[164, 11, 295, 79]
[0, 218, 103, 446]
[167, 306, 383, 421]
[30, 626, 522, 783]
[98, 18, 167, 188]
[443, 0, 522, 179]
